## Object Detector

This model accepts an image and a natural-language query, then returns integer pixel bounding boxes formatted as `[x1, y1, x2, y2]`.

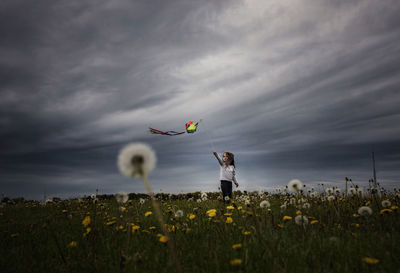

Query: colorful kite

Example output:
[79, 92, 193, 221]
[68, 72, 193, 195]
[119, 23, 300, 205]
[149, 120, 200, 136]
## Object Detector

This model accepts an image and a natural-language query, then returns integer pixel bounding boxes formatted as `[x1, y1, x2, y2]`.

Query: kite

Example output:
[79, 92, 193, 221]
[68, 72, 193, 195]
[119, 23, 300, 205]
[149, 120, 201, 136]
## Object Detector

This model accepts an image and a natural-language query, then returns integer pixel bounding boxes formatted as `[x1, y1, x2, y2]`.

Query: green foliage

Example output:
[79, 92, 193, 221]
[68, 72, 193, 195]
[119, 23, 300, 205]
[0, 193, 399, 273]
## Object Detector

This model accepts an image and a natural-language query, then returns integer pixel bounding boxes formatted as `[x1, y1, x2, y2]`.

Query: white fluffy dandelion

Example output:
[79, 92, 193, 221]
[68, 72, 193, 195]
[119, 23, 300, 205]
[381, 200, 391, 208]
[358, 206, 372, 216]
[288, 179, 303, 193]
[175, 210, 184, 218]
[259, 200, 270, 208]
[289, 198, 297, 205]
[295, 215, 309, 226]
[118, 143, 156, 178]
[280, 204, 287, 210]
[325, 188, 333, 195]
[139, 198, 145, 204]
[302, 202, 311, 209]
[348, 188, 357, 196]
[334, 188, 341, 195]
[310, 192, 319, 198]
[327, 195, 335, 202]
[224, 196, 230, 201]
[115, 192, 129, 204]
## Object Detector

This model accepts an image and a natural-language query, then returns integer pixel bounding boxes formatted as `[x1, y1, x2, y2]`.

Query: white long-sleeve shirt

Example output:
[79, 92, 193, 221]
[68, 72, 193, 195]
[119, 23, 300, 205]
[214, 153, 238, 183]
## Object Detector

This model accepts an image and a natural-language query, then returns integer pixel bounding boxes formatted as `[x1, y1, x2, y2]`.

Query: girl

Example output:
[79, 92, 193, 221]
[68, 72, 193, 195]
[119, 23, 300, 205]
[213, 151, 239, 201]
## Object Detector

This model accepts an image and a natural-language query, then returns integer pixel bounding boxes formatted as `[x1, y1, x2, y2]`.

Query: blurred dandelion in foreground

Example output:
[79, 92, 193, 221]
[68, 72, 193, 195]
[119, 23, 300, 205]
[381, 200, 391, 208]
[288, 179, 303, 193]
[118, 143, 156, 178]
[295, 215, 309, 226]
[327, 196, 335, 202]
[117, 142, 182, 273]
[358, 206, 372, 216]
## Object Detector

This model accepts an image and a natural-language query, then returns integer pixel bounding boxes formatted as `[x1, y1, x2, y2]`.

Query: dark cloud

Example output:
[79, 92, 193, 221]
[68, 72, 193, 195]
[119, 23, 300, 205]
[1, 0, 400, 199]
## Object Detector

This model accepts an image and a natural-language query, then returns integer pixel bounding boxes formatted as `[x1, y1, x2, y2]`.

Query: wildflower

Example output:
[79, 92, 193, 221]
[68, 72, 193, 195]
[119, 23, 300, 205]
[208, 212, 216, 217]
[295, 215, 309, 226]
[230, 259, 242, 266]
[85, 227, 91, 234]
[325, 188, 333, 195]
[224, 196, 230, 201]
[243, 231, 251, 236]
[381, 200, 391, 208]
[362, 257, 379, 264]
[334, 188, 341, 195]
[62, 209, 68, 213]
[226, 217, 233, 224]
[259, 200, 270, 208]
[159, 235, 169, 243]
[358, 206, 372, 216]
[119, 206, 127, 213]
[68, 241, 77, 248]
[82, 216, 91, 227]
[175, 210, 184, 218]
[311, 220, 318, 224]
[327, 196, 335, 202]
[391, 205, 399, 210]
[296, 210, 302, 215]
[288, 179, 303, 193]
[117, 143, 156, 178]
[145, 211, 152, 217]
[289, 198, 296, 205]
[280, 204, 287, 210]
[310, 192, 319, 198]
[283, 216, 292, 221]
[106, 221, 116, 226]
[139, 198, 145, 204]
[188, 213, 196, 220]
[277, 224, 284, 228]
[226, 205, 235, 210]
[149, 226, 156, 230]
[302, 202, 310, 209]
[348, 188, 356, 196]
[237, 206, 242, 210]
[353, 213, 360, 217]
[115, 192, 129, 204]
[232, 243, 242, 250]
[380, 208, 392, 214]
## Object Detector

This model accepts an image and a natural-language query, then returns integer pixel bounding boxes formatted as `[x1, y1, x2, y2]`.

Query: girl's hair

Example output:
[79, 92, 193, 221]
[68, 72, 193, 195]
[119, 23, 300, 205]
[224, 152, 235, 168]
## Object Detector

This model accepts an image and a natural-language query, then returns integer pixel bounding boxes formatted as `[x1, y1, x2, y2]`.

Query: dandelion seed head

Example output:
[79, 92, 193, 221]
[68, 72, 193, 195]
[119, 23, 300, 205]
[115, 192, 129, 204]
[327, 195, 335, 202]
[295, 215, 309, 226]
[325, 188, 333, 195]
[175, 210, 184, 218]
[224, 196, 230, 201]
[381, 200, 391, 208]
[259, 200, 270, 208]
[288, 179, 303, 192]
[358, 206, 372, 216]
[118, 143, 156, 178]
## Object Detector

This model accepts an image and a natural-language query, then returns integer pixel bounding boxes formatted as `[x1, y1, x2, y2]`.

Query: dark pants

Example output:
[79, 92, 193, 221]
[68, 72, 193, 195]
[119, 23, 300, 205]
[221, 180, 232, 200]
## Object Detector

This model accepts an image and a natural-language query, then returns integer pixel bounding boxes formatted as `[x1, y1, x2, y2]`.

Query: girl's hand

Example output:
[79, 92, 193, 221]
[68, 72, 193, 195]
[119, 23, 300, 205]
[234, 182, 239, 188]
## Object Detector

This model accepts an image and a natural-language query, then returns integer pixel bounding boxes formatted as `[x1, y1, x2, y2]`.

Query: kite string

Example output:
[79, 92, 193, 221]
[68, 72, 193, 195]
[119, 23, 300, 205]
[200, 119, 216, 152]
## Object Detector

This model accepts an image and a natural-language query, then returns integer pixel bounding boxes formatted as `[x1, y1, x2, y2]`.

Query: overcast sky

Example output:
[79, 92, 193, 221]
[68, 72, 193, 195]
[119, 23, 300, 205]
[1, 0, 400, 200]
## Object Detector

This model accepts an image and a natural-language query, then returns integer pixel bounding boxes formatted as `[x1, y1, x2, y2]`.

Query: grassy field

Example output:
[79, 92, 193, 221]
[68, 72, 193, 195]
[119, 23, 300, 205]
[1, 191, 399, 273]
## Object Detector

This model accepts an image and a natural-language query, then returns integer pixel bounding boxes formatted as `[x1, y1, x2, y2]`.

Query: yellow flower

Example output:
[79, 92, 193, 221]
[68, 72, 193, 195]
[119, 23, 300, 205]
[208, 212, 216, 217]
[362, 257, 379, 264]
[283, 216, 292, 221]
[11, 233, 19, 238]
[62, 210, 68, 213]
[188, 213, 196, 220]
[351, 223, 360, 228]
[120, 207, 127, 212]
[159, 235, 169, 243]
[365, 200, 371, 206]
[232, 243, 242, 250]
[353, 214, 360, 217]
[391, 205, 399, 210]
[149, 226, 156, 230]
[145, 211, 152, 217]
[82, 216, 91, 227]
[224, 213, 232, 216]
[277, 224, 284, 228]
[118, 225, 124, 230]
[230, 259, 242, 266]
[226, 206, 235, 210]
[311, 220, 319, 224]
[296, 210, 302, 215]
[85, 227, 91, 234]
[106, 221, 116, 226]
[206, 209, 216, 214]
[68, 241, 77, 248]
[226, 217, 233, 224]
[131, 225, 140, 232]
[243, 231, 251, 236]
[380, 209, 392, 214]
[237, 206, 242, 210]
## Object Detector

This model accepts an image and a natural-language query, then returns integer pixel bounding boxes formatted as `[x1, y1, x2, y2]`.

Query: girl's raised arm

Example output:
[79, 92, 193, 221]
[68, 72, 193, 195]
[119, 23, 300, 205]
[213, 151, 223, 166]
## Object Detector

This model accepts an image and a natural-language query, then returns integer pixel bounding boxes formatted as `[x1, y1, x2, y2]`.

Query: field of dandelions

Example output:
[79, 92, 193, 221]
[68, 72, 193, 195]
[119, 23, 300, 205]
[1, 183, 400, 273]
